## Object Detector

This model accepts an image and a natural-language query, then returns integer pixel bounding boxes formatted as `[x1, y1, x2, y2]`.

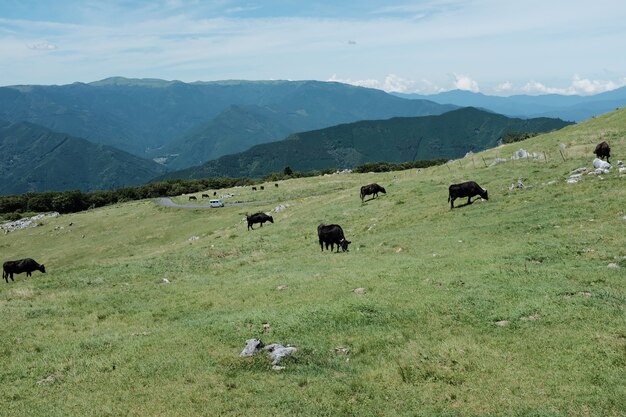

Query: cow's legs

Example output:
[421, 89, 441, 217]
[467, 197, 473, 205]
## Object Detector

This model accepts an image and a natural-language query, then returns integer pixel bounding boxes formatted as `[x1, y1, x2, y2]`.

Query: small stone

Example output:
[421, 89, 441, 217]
[607, 263, 620, 269]
[521, 314, 540, 321]
[353, 287, 367, 294]
[163, 278, 170, 284]
[395, 247, 403, 253]
[335, 347, 349, 355]
[262, 323, 271, 332]
[495, 320, 509, 327]
[276, 285, 288, 290]
[271, 365, 285, 371]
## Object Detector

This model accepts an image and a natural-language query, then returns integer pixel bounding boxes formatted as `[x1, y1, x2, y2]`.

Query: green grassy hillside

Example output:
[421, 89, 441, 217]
[1, 109, 625, 416]
[161, 107, 572, 180]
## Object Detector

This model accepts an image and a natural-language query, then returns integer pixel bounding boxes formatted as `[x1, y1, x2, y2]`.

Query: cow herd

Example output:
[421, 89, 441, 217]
[2, 141, 615, 283]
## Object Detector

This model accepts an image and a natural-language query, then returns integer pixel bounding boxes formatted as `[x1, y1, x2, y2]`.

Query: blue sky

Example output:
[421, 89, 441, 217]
[1, 0, 625, 95]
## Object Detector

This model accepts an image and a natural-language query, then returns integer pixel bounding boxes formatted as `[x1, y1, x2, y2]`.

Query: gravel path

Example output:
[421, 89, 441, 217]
[155, 197, 275, 209]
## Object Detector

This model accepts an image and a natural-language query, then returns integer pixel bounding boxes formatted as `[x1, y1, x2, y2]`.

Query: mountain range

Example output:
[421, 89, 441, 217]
[0, 78, 455, 168]
[4, 77, 623, 196]
[159, 107, 573, 180]
[394, 87, 626, 121]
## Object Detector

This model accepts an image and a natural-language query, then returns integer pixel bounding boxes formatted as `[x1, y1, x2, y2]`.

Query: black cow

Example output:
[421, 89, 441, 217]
[252, 187, 257, 191]
[275, 183, 279, 188]
[260, 186, 265, 190]
[360, 183, 386, 202]
[594, 141, 611, 163]
[213, 191, 217, 196]
[202, 194, 209, 198]
[3, 258, 46, 283]
[247, 212, 274, 230]
[448, 181, 489, 209]
[317, 224, 351, 252]
[189, 196, 197, 201]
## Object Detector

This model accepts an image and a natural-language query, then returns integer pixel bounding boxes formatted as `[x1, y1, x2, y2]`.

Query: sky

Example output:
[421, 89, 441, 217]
[1, 0, 626, 96]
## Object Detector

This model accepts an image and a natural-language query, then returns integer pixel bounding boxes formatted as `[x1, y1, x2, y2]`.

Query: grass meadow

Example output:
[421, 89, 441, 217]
[1, 109, 625, 416]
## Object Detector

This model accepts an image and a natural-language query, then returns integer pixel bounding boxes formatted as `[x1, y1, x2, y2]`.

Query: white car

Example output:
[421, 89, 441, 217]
[209, 199, 225, 208]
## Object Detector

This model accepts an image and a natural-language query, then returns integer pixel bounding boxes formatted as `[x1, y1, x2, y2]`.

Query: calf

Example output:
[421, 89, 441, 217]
[275, 183, 279, 188]
[360, 183, 386, 202]
[317, 224, 351, 252]
[594, 141, 611, 163]
[448, 181, 488, 209]
[189, 196, 197, 201]
[260, 186, 265, 190]
[252, 187, 257, 191]
[202, 194, 209, 198]
[247, 212, 274, 230]
[213, 191, 217, 196]
[3, 258, 46, 283]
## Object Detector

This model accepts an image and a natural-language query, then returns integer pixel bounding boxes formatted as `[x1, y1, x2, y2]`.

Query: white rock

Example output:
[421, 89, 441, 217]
[593, 158, 612, 170]
[240, 339, 264, 357]
[264, 344, 297, 365]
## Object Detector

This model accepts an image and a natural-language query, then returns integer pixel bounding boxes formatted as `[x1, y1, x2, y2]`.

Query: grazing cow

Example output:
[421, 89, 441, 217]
[275, 183, 279, 188]
[260, 186, 265, 190]
[317, 224, 351, 252]
[594, 141, 611, 163]
[213, 191, 217, 196]
[247, 212, 274, 230]
[202, 194, 209, 198]
[189, 196, 197, 201]
[360, 183, 386, 202]
[448, 181, 489, 209]
[252, 187, 257, 191]
[3, 258, 46, 283]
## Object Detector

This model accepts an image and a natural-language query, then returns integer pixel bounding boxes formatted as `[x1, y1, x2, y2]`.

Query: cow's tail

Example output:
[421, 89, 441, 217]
[447, 193, 450, 202]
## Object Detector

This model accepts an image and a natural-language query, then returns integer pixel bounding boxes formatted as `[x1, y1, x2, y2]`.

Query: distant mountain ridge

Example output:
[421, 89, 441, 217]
[159, 107, 573, 180]
[0, 78, 456, 168]
[0, 121, 166, 195]
[394, 87, 626, 121]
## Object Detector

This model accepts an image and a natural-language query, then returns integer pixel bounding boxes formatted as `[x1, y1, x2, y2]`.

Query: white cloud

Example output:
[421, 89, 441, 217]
[452, 73, 480, 92]
[27, 41, 58, 50]
[494, 81, 513, 93]
[570, 75, 625, 95]
[520, 75, 626, 96]
[327, 74, 446, 94]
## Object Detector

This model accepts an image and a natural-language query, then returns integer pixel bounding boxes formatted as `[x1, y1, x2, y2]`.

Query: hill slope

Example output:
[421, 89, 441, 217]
[0, 78, 455, 163]
[0, 121, 166, 194]
[161, 107, 572, 179]
[1, 108, 624, 416]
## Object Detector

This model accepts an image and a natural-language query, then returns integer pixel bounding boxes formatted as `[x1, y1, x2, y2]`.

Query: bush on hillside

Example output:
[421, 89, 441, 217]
[353, 159, 447, 173]
[501, 131, 539, 144]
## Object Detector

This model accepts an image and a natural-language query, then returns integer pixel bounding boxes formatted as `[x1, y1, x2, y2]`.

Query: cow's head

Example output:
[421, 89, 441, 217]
[39, 264, 46, 273]
[340, 239, 351, 252]
[380, 186, 387, 194]
[268, 215, 274, 223]
[481, 189, 489, 200]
